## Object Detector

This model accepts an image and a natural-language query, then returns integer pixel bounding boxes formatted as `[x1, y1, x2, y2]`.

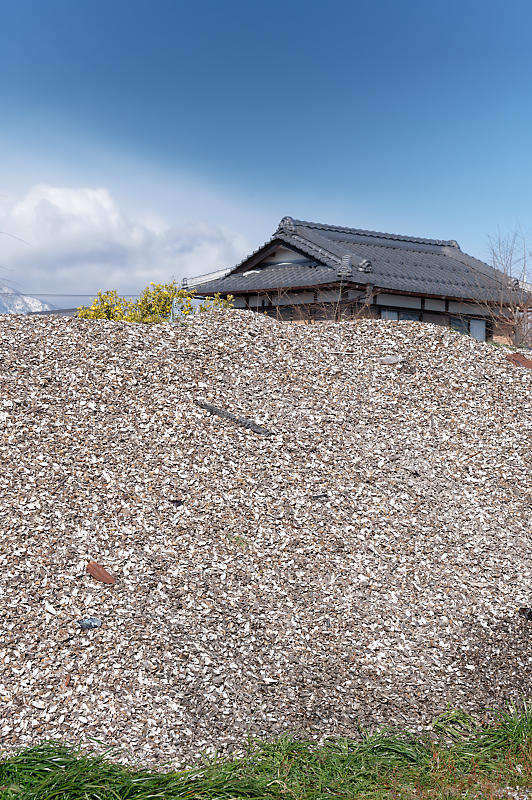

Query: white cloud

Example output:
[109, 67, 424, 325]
[0, 184, 251, 297]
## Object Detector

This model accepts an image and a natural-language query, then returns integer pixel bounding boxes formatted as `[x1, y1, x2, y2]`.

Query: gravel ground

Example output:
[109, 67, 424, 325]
[0, 312, 530, 767]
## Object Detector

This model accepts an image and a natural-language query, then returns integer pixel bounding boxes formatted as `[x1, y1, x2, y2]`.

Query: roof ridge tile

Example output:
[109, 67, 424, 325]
[276, 216, 461, 249]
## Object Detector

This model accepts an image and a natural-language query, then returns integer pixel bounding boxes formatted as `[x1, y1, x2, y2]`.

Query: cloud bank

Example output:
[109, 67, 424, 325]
[0, 184, 250, 299]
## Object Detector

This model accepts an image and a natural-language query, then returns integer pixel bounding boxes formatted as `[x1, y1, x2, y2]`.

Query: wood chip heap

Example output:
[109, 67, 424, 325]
[0, 312, 530, 767]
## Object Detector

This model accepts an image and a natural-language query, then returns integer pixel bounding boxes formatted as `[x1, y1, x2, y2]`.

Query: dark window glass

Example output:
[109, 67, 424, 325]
[450, 317, 469, 334]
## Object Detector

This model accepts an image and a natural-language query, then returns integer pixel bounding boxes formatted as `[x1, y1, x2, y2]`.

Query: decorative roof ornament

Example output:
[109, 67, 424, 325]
[337, 253, 353, 279]
[277, 216, 296, 234]
[357, 259, 373, 273]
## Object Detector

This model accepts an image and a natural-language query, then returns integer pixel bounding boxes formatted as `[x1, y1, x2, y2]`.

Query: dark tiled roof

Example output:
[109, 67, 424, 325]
[195, 217, 509, 302]
[197, 262, 336, 293]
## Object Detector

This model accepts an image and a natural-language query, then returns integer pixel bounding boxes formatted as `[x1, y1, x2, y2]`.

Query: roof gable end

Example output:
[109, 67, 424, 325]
[228, 236, 336, 277]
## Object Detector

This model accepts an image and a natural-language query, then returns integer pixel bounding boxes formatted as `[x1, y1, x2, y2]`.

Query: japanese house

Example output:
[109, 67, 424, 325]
[191, 216, 517, 341]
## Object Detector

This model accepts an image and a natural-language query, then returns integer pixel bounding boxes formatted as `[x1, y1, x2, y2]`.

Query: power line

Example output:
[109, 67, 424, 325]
[0, 292, 142, 297]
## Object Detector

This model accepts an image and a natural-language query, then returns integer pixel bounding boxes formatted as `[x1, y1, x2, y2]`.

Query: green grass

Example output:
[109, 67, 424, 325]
[0, 706, 531, 799]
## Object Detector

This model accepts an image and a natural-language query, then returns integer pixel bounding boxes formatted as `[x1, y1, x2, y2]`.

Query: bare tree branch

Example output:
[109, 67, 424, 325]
[484, 228, 532, 346]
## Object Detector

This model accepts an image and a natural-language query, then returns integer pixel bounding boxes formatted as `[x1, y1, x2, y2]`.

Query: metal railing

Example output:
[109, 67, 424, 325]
[181, 268, 230, 289]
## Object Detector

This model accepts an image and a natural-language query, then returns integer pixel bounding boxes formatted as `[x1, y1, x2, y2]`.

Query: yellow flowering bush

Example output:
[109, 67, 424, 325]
[198, 292, 234, 312]
[77, 290, 135, 320]
[77, 282, 233, 323]
[136, 282, 184, 321]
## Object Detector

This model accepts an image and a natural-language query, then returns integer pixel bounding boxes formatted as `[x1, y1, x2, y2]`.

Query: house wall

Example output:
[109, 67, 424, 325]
[423, 312, 449, 326]
[448, 301, 489, 316]
[272, 291, 315, 306]
[316, 289, 341, 303]
[264, 247, 309, 265]
[230, 290, 496, 342]
[375, 293, 422, 309]
[425, 298, 446, 311]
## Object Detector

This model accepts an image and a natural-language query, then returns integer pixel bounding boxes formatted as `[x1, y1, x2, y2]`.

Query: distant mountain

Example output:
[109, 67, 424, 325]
[0, 286, 53, 314]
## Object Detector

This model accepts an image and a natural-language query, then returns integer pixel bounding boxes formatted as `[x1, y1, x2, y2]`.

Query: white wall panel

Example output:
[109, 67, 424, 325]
[448, 301, 489, 316]
[272, 292, 314, 306]
[424, 298, 446, 311]
[316, 289, 341, 303]
[376, 293, 421, 309]
[267, 247, 307, 264]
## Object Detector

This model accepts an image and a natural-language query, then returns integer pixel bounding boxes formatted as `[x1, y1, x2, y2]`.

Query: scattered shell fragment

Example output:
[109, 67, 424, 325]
[379, 355, 403, 365]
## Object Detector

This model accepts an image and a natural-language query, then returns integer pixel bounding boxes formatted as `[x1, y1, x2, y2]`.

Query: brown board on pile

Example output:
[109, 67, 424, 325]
[86, 561, 115, 584]
[506, 352, 532, 369]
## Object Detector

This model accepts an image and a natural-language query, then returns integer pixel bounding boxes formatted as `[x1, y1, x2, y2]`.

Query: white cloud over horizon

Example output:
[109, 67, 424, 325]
[0, 184, 251, 299]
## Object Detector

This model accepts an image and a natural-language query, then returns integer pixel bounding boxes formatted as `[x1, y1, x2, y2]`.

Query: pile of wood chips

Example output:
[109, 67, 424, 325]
[0, 311, 530, 766]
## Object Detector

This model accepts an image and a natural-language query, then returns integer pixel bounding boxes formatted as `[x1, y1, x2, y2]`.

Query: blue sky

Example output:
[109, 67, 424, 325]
[1, 0, 532, 305]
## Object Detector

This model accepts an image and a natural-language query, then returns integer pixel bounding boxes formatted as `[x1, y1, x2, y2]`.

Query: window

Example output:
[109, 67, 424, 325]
[450, 317, 469, 335]
[469, 319, 486, 342]
[381, 309, 398, 320]
[450, 317, 486, 341]
[451, 317, 486, 342]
